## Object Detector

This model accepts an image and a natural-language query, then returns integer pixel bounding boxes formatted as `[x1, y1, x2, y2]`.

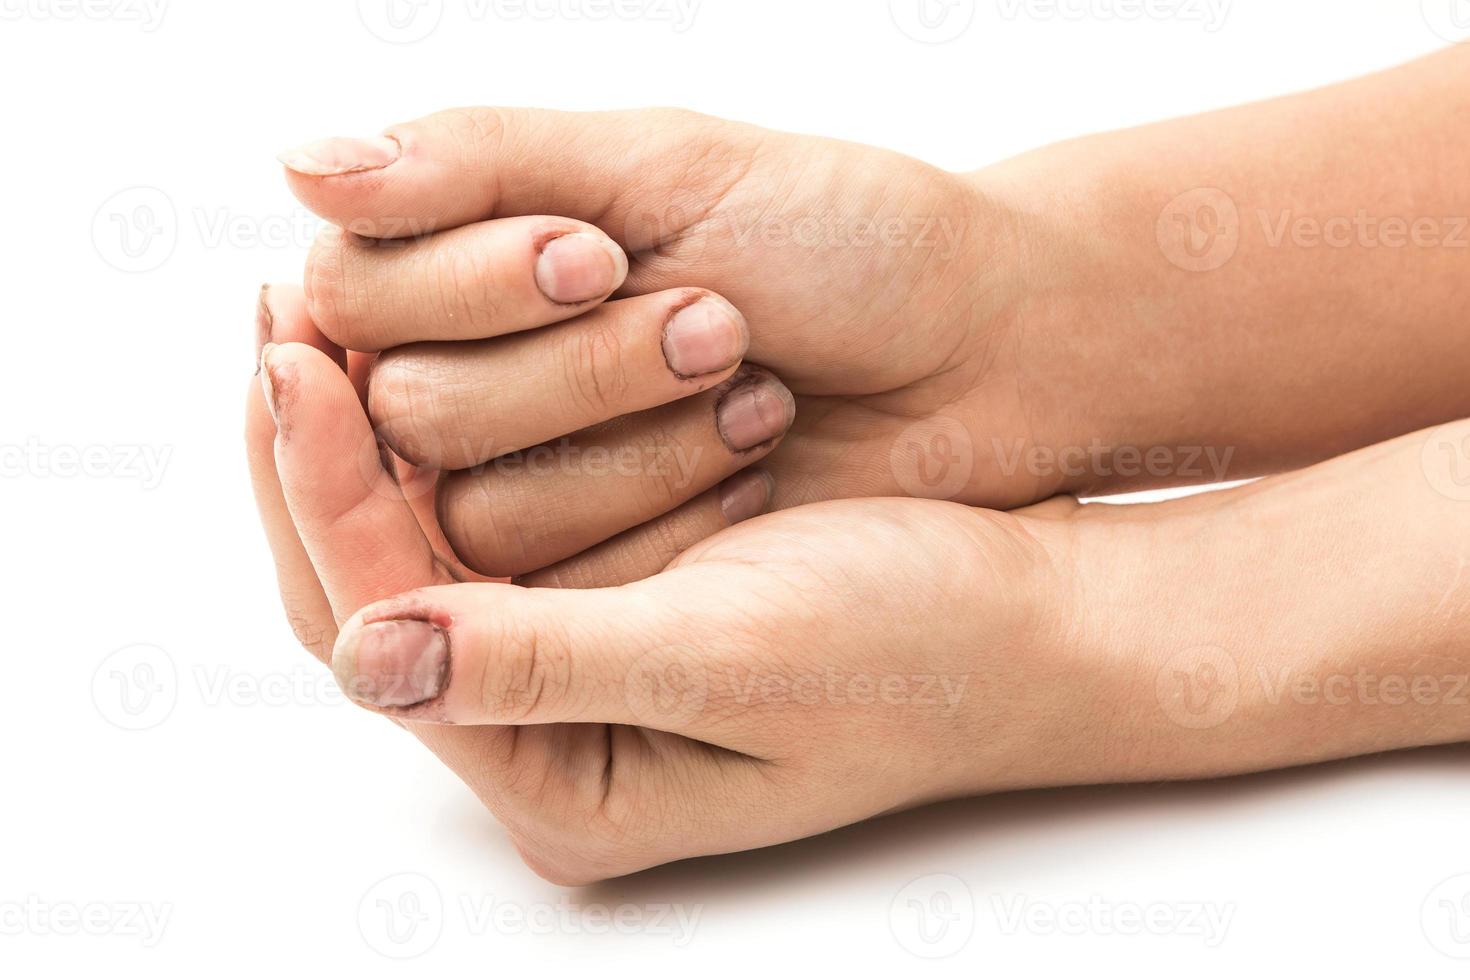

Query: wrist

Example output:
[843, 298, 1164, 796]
[1060, 432, 1470, 786]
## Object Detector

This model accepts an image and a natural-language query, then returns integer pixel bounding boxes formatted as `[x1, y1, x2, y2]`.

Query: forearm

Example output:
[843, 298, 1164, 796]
[1061, 419, 1470, 786]
[976, 46, 1470, 496]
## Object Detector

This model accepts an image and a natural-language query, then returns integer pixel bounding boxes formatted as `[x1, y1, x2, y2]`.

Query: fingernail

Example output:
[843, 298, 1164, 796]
[333, 619, 449, 709]
[259, 342, 280, 424]
[255, 284, 273, 374]
[277, 135, 401, 177]
[662, 298, 749, 379]
[715, 373, 797, 452]
[719, 469, 774, 525]
[535, 232, 628, 305]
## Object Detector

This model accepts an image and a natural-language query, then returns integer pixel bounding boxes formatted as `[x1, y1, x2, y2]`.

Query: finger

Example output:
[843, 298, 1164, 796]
[327, 575, 728, 732]
[370, 289, 749, 469]
[260, 341, 453, 619]
[517, 469, 774, 589]
[304, 216, 628, 352]
[437, 366, 796, 578]
[258, 329, 655, 870]
[246, 283, 348, 662]
[278, 107, 765, 242]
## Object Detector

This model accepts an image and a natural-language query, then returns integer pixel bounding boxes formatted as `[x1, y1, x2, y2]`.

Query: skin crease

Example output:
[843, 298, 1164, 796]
[251, 47, 1470, 882]
[256, 340, 1470, 883]
[285, 45, 1470, 561]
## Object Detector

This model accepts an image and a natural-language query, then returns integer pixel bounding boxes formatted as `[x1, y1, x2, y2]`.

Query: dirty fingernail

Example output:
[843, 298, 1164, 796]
[716, 373, 797, 452]
[663, 298, 749, 379]
[259, 342, 280, 424]
[277, 135, 401, 177]
[535, 232, 628, 305]
[719, 469, 775, 525]
[332, 619, 449, 709]
[255, 284, 274, 373]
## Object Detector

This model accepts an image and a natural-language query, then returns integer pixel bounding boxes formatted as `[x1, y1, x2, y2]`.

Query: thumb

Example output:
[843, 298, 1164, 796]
[277, 106, 766, 244]
[328, 579, 727, 735]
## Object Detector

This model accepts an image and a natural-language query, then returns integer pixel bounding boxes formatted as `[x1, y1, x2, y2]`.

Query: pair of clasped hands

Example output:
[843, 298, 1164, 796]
[250, 49, 1470, 884]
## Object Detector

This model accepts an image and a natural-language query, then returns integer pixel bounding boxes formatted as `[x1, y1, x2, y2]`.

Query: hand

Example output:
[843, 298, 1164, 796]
[282, 49, 1470, 582]
[250, 317, 1082, 882]
[278, 107, 1032, 581]
[263, 321, 1470, 881]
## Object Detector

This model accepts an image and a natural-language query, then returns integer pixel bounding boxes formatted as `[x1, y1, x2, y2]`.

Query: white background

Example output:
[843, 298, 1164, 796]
[2, 0, 1468, 975]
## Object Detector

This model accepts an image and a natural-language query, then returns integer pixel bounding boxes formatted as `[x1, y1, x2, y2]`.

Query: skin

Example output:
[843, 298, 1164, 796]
[276, 45, 1470, 583]
[252, 332, 1470, 883]
[249, 46, 1470, 881]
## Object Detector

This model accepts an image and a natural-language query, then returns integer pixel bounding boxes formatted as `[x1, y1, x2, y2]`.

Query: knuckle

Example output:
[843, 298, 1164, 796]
[436, 473, 540, 578]
[424, 106, 516, 166]
[277, 589, 330, 663]
[432, 242, 503, 331]
[480, 607, 575, 724]
[367, 352, 443, 465]
[303, 230, 359, 346]
[560, 317, 630, 417]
